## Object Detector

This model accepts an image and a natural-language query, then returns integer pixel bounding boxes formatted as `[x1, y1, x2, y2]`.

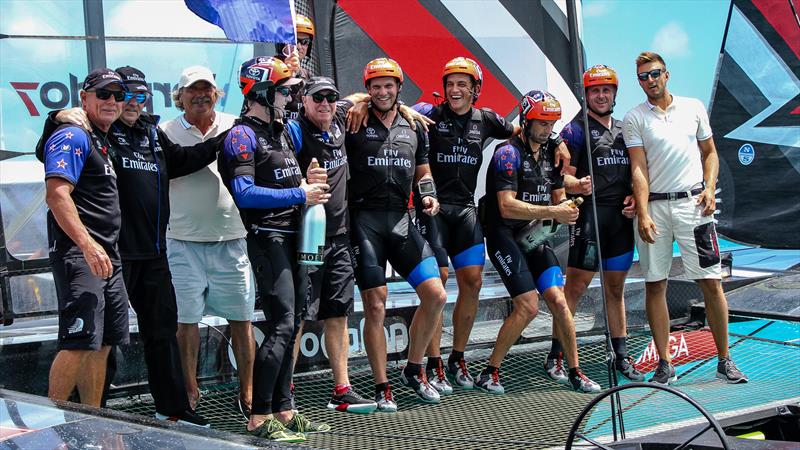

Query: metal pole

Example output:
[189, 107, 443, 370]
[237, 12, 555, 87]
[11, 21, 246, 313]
[565, 0, 625, 440]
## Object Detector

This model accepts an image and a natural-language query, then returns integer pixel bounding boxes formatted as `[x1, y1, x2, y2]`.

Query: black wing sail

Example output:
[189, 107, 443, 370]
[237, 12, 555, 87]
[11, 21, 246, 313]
[709, 0, 800, 249]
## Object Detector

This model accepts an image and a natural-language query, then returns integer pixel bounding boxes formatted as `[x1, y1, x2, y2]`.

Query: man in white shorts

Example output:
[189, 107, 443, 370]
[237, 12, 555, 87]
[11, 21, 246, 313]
[161, 66, 255, 413]
[624, 51, 747, 386]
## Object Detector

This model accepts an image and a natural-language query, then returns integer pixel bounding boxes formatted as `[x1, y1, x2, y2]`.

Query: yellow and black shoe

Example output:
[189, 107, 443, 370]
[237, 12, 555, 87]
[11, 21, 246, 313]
[286, 413, 331, 433]
[248, 418, 306, 443]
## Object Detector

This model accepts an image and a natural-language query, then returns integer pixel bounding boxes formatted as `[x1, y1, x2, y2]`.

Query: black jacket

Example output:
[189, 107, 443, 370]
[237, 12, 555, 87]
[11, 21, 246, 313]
[37, 111, 218, 259]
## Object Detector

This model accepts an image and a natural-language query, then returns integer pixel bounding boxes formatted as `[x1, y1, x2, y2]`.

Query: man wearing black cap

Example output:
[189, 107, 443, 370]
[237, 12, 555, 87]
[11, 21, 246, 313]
[42, 68, 128, 407]
[38, 67, 217, 425]
[286, 77, 377, 414]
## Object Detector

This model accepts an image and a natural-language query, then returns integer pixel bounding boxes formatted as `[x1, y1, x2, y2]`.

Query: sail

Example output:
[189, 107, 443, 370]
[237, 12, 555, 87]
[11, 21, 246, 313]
[709, 0, 800, 249]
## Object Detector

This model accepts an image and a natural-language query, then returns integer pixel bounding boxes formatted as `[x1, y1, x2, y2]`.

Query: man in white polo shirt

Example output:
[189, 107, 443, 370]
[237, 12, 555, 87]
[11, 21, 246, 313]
[161, 66, 255, 415]
[623, 51, 747, 386]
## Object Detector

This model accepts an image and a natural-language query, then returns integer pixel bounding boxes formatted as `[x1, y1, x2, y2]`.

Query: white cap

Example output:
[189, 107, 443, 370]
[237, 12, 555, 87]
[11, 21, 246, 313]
[176, 65, 217, 91]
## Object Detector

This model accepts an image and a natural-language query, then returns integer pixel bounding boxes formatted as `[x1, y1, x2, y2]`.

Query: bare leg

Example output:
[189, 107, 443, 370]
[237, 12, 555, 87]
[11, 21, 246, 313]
[558, 267, 594, 338]
[49, 349, 92, 401]
[229, 320, 255, 409]
[697, 279, 730, 358]
[542, 287, 578, 368]
[488, 292, 539, 368]
[75, 345, 112, 407]
[644, 280, 670, 361]
[325, 316, 351, 386]
[362, 287, 388, 384]
[176, 322, 200, 408]
[603, 271, 629, 339]
[407, 278, 447, 364]
[425, 268, 448, 358]
[450, 265, 483, 353]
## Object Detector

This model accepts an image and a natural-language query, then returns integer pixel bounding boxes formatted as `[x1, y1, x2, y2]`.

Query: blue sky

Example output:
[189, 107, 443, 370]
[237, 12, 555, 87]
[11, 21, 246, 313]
[582, 0, 731, 115]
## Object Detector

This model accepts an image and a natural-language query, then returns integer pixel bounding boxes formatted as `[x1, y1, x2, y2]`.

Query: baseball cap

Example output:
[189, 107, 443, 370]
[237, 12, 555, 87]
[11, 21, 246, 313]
[177, 65, 217, 90]
[303, 76, 339, 96]
[83, 68, 125, 91]
[115, 66, 151, 93]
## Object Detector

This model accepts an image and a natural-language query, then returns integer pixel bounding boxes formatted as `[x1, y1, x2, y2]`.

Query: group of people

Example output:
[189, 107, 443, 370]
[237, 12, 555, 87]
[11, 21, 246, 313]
[39, 13, 747, 444]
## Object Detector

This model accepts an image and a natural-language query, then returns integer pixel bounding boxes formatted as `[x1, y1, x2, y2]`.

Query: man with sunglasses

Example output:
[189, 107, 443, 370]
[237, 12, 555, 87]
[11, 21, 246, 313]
[37, 66, 218, 426]
[40, 69, 129, 407]
[623, 51, 747, 385]
[285, 77, 378, 414]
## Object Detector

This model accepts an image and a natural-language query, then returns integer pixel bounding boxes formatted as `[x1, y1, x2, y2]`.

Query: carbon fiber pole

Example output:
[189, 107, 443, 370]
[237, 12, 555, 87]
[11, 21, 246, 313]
[565, 0, 625, 440]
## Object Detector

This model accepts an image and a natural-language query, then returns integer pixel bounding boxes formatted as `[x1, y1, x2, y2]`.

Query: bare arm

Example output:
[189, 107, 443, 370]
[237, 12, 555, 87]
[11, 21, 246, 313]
[697, 137, 719, 216]
[46, 178, 113, 278]
[629, 146, 657, 243]
[496, 189, 577, 223]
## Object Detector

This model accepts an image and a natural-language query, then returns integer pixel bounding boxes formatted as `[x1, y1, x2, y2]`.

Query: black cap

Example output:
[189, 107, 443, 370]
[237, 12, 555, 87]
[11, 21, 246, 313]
[115, 65, 150, 93]
[303, 76, 339, 96]
[83, 68, 125, 91]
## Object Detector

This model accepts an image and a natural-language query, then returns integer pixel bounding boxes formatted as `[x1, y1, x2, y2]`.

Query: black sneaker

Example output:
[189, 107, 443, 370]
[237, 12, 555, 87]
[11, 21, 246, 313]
[155, 409, 210, 428]
[650, 361, 677, 386]
[399, 367, 440, 403]
[716, 357, 748, 384]
[327, 386, 378, 414]
[616, 357, 645, 381]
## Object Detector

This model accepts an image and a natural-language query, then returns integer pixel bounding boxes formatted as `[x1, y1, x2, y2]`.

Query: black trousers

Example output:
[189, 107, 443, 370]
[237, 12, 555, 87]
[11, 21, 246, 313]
[247, 231, 304, 415]
[123, 256, 190, 415]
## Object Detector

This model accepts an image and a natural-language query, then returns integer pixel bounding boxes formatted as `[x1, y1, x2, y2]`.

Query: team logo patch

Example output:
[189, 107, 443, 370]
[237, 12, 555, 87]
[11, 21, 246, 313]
[591, 129, 600, 138]
[258, 136, 269, 149]
[738, 143, 754, 165]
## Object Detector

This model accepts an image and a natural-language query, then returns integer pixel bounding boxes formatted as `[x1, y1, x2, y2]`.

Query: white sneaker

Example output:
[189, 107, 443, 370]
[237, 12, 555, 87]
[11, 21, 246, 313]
[475, 368, 505, 395]
[400, 368, 441, 403]
[426, 359, 454, 395]
[544, 353, 569, 384]
[374, 385, 398, 412]
[446, 357, 475, 389]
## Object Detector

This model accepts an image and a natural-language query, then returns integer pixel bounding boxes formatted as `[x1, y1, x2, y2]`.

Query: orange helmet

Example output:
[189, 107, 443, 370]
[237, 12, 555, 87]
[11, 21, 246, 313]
[296, 14, 315, 37]
[519, 90, 561, 129]
[583, 64, 618, 89]
[442, 57, 483, 102]
[363, 58, 404, 86]
[239, 56, 296, 98]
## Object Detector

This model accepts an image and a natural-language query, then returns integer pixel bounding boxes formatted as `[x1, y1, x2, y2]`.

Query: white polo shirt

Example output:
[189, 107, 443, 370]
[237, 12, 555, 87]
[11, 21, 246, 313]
[622, 95, 713, 193]
[160, 111, 246, 242]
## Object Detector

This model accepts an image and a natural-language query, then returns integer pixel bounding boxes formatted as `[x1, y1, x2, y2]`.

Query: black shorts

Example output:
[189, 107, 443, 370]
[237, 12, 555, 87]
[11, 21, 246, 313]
[122, 256, 178, 341]
[350, 209, 439, 291]
[302, 234, 355, 321]
[415, 202, 486, 269]
[50, 254, 130, 351]
[568, 203, 634, 271]
[485, 226, 564, 299]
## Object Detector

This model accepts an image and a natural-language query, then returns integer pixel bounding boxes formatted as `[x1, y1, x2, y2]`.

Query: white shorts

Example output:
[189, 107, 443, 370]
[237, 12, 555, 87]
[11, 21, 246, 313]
[167, 238, 255, 323]
[634, 195, 722, 282]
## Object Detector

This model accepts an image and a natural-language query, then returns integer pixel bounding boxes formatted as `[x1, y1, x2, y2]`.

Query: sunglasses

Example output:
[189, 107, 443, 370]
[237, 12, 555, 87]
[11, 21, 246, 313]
[124, 92, 149, 103]
[275, 85, 292, 96]
[311, 92, 339, 103]
[637, 69, 664, 81]
[297, 38, 312, 46]
[92, 89, 126, 102]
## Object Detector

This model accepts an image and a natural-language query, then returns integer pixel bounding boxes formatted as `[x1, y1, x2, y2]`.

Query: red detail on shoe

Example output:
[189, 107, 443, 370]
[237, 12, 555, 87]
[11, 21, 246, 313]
[334, 384, 350, 396]
[335, 404, 349, 412]
[418, 368, 430, 384]
[383, 385, 394, 401]
[635, 328, 718, 374]
[556, 352, 565, 373]
[435, 359, 446, 381]
[575, 368, 590, 382]
[491, 369, 500, 384]
[458, 359, 470, 377]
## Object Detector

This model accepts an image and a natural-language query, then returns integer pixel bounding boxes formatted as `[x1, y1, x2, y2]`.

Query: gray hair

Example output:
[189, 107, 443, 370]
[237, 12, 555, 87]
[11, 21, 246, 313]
[172, 86, 226, 111]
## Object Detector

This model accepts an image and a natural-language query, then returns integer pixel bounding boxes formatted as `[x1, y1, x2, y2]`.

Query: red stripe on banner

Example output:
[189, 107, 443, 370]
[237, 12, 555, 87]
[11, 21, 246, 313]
[634, 328, 719, 374]
[338, 0, 518, 115]
[752, 0, 800, 60]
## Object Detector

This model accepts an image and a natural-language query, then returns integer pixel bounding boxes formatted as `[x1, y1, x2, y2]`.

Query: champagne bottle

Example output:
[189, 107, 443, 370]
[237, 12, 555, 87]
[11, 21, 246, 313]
[514, 197, 583, 253]
[298, 159, 326, 265]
